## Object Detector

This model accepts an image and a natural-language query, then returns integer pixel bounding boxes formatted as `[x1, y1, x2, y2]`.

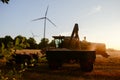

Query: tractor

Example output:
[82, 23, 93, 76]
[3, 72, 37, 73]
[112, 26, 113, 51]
[46, 23, 108, 72]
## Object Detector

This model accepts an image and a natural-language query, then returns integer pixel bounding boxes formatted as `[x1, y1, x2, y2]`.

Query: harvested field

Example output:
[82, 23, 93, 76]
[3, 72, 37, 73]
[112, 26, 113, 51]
[22, 50, 120, 80]
[0, 50, 120, 80]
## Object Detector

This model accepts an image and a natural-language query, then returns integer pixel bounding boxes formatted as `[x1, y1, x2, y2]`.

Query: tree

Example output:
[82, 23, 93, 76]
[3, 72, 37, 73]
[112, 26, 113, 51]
[0, 42, 12, 60]
[49, 39, 55, 47]
[0, 37, 4, 48]
[1, 0, 9, 4]
[38, 38, 49, 49]
[14, 35, 30, 49]
[0, 36, 14, 59]
[1, 43, 5, 54]
[0, 43, 5, 58]
[27, 37, 38, 49]
[4, 36, 13, 48]
[0, 36, 13, 49]
[0, 43, 4, 58]
[20, 37, 30, 48]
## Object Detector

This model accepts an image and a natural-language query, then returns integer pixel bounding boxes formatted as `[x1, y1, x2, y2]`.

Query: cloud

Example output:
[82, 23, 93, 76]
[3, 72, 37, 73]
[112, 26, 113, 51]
[94, 5, 102, 12]
[87, 5, 102, 16]
[80, 5, 102, 19]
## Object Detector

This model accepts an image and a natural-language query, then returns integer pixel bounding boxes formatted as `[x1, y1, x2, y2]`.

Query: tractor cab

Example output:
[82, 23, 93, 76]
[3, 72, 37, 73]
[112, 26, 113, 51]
[52, 36, 65, 48]
[52, 23, 80, 50]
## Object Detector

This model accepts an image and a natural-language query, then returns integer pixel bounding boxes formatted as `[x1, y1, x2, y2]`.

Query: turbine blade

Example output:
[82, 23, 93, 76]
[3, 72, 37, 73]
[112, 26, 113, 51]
[46, 18, 56, 27]
[45, 5, 49, 17]
[30, 31, 34, 37]
[32, 17, 45, 21]
[30, 32, 34, 38]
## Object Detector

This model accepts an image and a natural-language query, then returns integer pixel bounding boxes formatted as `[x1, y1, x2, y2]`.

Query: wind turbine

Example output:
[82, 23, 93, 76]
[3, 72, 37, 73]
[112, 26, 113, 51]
[32, 5, 56, 42]
[31, 31, 38, 39]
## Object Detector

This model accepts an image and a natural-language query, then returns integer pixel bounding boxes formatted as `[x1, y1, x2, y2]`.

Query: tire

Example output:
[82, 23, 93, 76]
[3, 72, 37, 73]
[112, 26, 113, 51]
[48, 61, 62, 70]
[80, 62, 93, 72]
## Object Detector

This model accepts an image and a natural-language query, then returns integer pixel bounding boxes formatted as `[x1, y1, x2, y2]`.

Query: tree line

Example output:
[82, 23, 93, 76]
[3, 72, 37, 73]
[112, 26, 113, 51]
[0, 35, 55, 58]
[0, 35, 55, 49]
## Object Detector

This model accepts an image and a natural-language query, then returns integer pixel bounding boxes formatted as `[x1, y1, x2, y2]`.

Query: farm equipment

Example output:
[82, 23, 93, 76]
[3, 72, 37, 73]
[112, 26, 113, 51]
[46, 23, 109, 72]
[46, 23, 95, 72]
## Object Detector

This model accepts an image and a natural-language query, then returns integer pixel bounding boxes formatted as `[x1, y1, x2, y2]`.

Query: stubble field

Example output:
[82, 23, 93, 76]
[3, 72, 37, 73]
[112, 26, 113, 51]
[22, 50, 120, 80]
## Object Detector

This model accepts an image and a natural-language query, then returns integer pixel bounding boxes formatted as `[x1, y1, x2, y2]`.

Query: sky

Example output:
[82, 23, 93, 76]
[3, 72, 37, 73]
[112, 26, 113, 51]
[0, 0, 120, 50]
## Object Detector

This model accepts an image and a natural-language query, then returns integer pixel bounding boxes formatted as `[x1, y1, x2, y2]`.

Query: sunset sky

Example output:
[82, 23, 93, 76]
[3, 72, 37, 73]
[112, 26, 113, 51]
[0, 0, 120, 50]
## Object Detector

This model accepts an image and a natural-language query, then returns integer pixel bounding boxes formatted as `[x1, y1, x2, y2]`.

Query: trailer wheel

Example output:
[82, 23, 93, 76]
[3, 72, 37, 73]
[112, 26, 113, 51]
[80, 62, 93, 72]
[48, 61, 62, 70]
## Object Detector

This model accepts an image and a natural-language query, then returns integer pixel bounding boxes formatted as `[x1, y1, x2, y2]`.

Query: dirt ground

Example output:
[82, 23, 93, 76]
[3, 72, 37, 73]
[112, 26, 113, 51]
[22, 50, 120, 80]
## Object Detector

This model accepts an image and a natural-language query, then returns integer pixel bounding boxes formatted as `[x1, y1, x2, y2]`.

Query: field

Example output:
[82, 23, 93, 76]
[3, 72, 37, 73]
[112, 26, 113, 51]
[1, 50, 120, 80]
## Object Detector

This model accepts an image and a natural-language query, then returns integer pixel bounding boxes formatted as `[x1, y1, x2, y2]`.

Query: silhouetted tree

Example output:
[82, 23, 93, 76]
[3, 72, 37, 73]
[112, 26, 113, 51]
[49, 39, 55, 47]
[0, 43, 5, 54]
[4, 36, 13, 48]
[38, 38, 49, 49]
[0, 36, 13, 49]
[0, 37, 4, 48]
[27, 37, 38, 49]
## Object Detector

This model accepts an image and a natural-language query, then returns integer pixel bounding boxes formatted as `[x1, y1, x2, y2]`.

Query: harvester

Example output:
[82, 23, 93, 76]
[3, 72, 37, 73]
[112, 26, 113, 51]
[46, 23, 109, 72]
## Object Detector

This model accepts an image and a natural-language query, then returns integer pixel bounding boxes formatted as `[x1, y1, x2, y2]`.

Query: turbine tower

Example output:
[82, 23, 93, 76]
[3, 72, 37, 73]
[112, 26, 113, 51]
[32, 5, 56, 42]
